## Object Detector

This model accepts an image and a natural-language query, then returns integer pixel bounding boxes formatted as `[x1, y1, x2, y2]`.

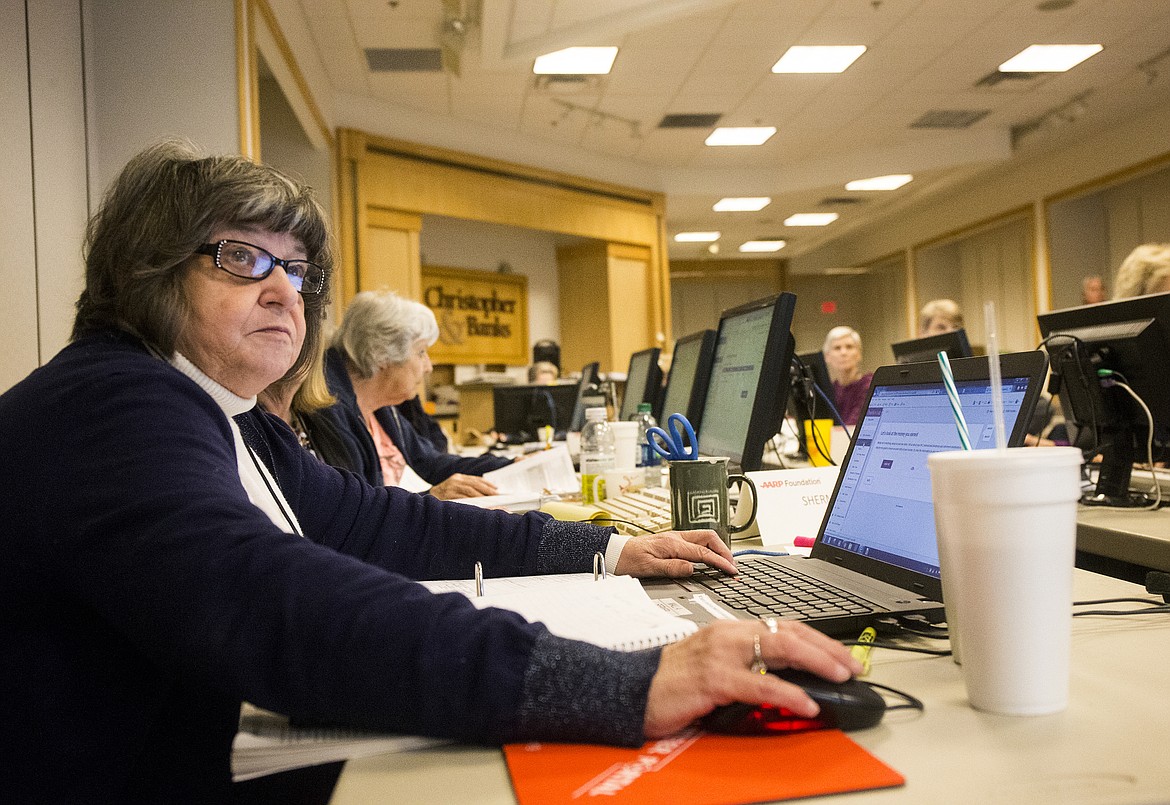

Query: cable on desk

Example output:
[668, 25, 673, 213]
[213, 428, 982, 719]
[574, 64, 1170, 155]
[863, 681, 925, 715]
[579, 517, 657, 535]
[732, 548, 790, 558]
[1072, 596, 1170, 617]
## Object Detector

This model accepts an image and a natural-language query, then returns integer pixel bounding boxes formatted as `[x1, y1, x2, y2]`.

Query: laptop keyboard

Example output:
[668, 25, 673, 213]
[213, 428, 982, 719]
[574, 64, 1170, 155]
[596, 486, 673, 534]
[689, 558, 879, 620]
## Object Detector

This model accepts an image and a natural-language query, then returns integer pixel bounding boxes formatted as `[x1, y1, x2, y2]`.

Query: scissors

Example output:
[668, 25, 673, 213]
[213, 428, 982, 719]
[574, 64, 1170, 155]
[647, 413, 699, 461]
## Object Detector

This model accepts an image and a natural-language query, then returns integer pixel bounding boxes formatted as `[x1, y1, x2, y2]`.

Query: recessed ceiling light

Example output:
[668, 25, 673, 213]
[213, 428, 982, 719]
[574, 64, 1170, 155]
[674, 231, 721, 242]
[772, 45, 867, 74]
[739, 240, 787, 252]
[846, 174, 913, 191]
[714, 197, 772, 212]
[999, 44, 1102, 73]
[533, 47, 619, 75]
[785, 213, 839, 226]
[705, 126, 777, 146]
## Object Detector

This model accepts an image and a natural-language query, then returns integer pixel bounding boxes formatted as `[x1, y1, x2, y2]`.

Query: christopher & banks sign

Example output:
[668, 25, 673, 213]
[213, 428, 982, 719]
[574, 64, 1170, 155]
[421, 266, 529, 365]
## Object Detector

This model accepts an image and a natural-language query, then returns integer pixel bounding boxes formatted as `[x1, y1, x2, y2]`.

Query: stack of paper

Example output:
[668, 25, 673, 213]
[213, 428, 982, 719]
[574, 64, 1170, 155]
[231, 705, 448, 782]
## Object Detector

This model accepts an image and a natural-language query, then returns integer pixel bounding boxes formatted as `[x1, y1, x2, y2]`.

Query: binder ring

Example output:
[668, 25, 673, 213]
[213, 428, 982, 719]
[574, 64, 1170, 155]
[750, 633, 767, 675]
[593, 551, 607, 581]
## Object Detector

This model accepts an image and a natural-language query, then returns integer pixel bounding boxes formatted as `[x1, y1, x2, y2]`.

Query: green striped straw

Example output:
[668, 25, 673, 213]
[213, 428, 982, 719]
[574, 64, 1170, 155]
[938, 350, 972, 450]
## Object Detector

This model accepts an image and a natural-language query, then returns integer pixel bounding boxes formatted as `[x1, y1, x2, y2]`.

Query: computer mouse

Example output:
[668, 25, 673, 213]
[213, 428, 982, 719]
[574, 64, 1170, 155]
[699, 668, 886, 735]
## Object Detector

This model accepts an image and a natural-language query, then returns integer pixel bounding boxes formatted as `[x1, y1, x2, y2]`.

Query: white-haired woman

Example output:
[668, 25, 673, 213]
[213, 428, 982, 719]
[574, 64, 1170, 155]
[823, 325, 873, 426]
[326, 290, 510, 499]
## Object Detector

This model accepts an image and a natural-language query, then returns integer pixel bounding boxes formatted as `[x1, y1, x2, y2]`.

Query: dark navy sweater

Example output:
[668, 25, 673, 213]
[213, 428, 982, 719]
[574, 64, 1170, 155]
[0, 331, 658, 803]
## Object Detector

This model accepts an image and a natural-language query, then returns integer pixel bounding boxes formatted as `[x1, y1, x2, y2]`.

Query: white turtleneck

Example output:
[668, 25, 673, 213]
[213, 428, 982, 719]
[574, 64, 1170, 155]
[169, 353, 302, 537]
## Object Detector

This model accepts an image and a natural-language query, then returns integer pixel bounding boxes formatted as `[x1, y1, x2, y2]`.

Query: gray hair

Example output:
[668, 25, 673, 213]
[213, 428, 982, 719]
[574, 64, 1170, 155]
[73, 138, 333, 381]
[1113, 243, 1170, 299]
[823, 325, 862, 355]
[918, 298, 963, 335]
[333, 290, 439, 379]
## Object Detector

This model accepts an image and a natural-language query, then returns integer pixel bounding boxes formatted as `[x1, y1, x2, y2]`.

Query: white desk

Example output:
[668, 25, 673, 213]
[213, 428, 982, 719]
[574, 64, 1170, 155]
[329, 570, 1170, 804]
[1077, 505, 1170, 574]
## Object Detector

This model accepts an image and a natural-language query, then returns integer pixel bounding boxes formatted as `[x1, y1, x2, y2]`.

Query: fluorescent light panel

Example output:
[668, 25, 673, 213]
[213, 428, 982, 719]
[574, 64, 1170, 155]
[705, 126, 776, 146]
[846, 174, 913, 191]
[674, 231, 720, 242]
[999, 44, 1102, 73]
[772, 45, 866, 74]
[739, 240, 786, 252]
[785, 213, 838, 226]
[713, 197, 771, 212]
[533, 47, 619, 75]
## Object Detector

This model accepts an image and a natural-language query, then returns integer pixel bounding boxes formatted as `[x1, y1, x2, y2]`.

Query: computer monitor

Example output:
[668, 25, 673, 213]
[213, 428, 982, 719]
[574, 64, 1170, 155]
[568, 362, 602, 432]
[1038, 292, 1170, 507]
[618, 347, 663, 421]
[697, 293, 798, 472]
[659, 329, 716, 426]
[492, 383, 579, 439]
[891, 328, 973, 365]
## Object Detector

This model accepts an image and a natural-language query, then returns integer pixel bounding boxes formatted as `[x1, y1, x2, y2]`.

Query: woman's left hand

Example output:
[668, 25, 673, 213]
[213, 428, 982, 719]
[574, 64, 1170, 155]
[614, 530, 737, 578]
[428, 473, 498, 499]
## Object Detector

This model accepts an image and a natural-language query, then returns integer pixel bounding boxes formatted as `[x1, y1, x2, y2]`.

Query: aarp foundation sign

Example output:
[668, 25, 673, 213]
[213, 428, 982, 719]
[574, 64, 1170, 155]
[421, 266, 529, 365]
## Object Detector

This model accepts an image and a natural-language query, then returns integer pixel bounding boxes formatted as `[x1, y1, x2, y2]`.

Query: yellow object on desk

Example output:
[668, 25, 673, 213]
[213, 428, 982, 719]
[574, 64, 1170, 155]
[540, 500, 612, 523]
[851, 626, 876, 676]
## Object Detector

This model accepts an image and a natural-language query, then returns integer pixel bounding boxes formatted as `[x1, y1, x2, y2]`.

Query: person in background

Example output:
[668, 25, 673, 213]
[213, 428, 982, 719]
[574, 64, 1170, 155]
[529, 360, 559, 384]
[823, 325, 873, 427]
[327, 290, 511, 499]
[918, 298, 964, 337]
[1081, 275, 1108, 304]
[532, 338, 561, 373]
[396, 394, 450, 453]
[1, 139, 861, 803]
[1113, 243, 1170, 299]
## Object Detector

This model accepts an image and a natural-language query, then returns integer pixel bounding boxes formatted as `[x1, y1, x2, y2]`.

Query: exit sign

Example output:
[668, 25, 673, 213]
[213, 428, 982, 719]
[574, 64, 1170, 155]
[821, 300, 838, 315]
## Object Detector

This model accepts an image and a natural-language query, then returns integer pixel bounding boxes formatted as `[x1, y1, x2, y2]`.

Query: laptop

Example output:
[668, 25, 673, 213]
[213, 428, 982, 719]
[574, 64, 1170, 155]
[642, 350, 1049, 636]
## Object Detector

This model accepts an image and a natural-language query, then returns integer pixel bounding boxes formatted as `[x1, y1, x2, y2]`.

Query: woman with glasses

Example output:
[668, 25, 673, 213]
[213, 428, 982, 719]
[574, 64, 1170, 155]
[0, 140, 859, 804]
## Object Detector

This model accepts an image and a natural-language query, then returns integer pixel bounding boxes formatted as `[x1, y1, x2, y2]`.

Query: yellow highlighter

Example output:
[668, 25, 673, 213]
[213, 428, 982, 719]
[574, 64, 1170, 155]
[851, 627, 877, 677]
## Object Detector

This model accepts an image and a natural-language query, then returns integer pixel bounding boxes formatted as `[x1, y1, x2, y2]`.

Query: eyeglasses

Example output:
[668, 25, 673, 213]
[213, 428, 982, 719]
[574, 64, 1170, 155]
[194, 239, 325, 295]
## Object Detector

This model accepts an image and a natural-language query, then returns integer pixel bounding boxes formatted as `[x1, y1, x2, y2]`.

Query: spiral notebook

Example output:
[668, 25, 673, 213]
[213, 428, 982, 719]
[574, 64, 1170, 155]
[421, 573, 698, 651]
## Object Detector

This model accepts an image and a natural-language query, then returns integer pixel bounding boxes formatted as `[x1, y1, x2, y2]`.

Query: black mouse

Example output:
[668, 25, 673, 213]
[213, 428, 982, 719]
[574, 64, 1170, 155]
[699, 668, 886, 735]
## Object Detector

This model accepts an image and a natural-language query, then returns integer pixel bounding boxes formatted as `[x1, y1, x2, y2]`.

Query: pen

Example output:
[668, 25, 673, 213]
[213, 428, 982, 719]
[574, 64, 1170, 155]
[851, 626, 876, 676]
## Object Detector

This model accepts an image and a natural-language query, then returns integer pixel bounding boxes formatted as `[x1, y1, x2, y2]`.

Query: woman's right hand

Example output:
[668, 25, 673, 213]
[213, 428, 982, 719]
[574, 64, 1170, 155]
[642, 620, 862, 738]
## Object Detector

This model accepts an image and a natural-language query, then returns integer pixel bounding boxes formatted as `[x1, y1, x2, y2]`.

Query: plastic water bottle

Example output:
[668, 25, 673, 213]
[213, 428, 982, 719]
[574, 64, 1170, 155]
[632, 402, 661, 487]
[579, 407, 615, 504]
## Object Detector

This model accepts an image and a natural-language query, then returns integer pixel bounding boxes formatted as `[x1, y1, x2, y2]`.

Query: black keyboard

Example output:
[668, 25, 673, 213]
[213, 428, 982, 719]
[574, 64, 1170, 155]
[688, 558, 879, 620]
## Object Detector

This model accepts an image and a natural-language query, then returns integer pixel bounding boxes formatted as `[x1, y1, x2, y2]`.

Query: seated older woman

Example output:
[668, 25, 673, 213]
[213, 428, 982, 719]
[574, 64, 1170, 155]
[0, 140, 859, 803]
[325, 290, 511, 499]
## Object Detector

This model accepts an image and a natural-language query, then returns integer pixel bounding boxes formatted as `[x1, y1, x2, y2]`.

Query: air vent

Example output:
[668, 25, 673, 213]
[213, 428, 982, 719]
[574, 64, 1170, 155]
[365, 48, 443, 72]
[531, 74, 602, 94]
[820, 197, 865, 205]
[910, 109, 991, 129]
[974, 70, 1042, 88]
[658, 113, 722, 129]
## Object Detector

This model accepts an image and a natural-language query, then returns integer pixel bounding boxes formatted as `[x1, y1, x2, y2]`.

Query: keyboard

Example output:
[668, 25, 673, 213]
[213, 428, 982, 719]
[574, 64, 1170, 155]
[687, 558, 879, 621]
[595, 486, 673, 534]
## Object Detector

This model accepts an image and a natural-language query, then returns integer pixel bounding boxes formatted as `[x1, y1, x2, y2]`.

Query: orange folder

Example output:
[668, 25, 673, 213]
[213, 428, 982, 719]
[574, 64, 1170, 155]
[504, 728, 903, 805]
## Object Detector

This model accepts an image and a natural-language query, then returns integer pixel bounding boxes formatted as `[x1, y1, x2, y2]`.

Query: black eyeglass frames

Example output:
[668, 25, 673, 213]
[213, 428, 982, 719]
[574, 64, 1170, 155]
[194, 239, 325, 295]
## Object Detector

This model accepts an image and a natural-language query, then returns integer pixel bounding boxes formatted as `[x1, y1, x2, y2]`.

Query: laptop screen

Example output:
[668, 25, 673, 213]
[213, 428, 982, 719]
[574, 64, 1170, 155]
[818, 375, 1033, 579]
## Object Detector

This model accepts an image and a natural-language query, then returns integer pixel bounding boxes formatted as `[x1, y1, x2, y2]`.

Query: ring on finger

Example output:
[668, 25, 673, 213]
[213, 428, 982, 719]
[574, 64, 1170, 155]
[750, 633, 768, 675]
